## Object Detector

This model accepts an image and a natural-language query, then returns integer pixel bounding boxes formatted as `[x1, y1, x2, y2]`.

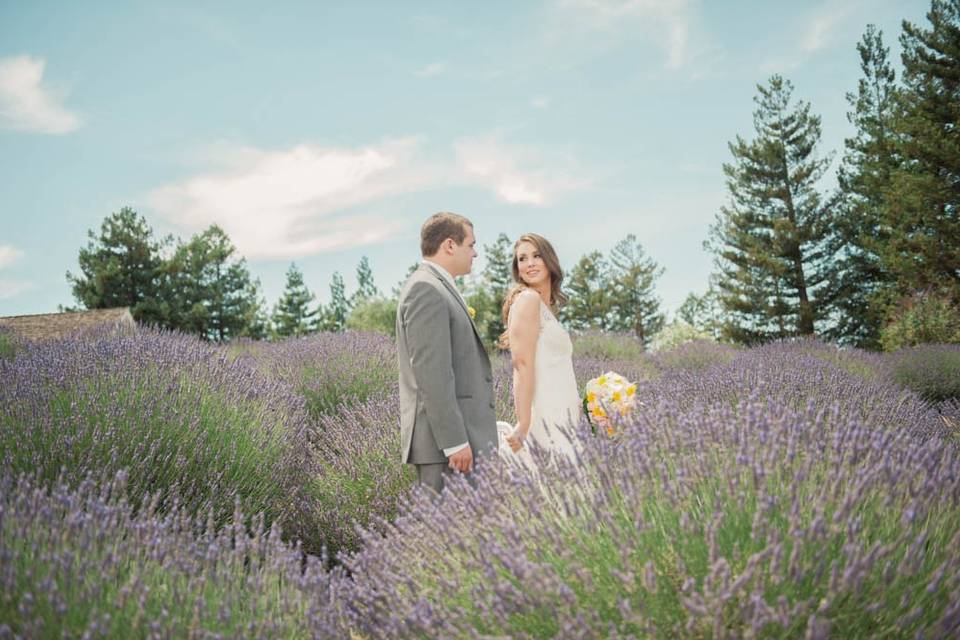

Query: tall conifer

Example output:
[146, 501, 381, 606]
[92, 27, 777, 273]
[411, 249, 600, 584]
[831, 25, 902, 348]
[607, 234, 665, 345]
[272, 263, 317, 337]
[885, 1, 960, 301]
[67, 207, 168, 326]
[708, 75, 838, 343]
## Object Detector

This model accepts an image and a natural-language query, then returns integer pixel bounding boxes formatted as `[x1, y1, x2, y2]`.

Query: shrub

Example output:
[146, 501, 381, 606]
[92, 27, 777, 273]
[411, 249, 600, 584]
[649, 320, 712, 352]
[491, 352, 518, 424]
[0, 328, 19, 360]
[4, 333, 959, 638]
[650, 340, 951, 441]
[651, 339, 739, 373]
[887, 344, 960, 403]
[263, 331, 398, 420]
[572, 330, 646, 361]
[0, 328, 318, 551]
[346, 297, 398, 338]
[881, 290, 960, 352]
[341, 379, 960, 638]
[791, 338, 885, 381]
[938, 399, 960, 443]
[308, 395, 416, 559]
[0, 472, 351, 638]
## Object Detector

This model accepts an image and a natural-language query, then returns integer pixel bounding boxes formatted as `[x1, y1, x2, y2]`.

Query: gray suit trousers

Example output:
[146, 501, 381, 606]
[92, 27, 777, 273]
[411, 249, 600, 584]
[417, 462, 479, 494]
[416, 462, 453, 494]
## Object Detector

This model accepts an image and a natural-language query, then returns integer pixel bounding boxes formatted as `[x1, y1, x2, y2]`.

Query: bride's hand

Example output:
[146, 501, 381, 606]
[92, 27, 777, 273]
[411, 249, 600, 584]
[505, 426, 528, 453]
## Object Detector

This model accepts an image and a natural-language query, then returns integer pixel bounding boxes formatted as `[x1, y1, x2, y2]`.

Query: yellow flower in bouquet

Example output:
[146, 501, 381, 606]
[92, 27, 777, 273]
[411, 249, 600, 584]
[583, 371, 637, 436]
[467, 306, 477, 320]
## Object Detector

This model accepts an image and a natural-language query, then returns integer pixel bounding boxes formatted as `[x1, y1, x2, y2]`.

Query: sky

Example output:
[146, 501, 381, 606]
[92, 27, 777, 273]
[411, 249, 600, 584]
[0, 0, 931, 319]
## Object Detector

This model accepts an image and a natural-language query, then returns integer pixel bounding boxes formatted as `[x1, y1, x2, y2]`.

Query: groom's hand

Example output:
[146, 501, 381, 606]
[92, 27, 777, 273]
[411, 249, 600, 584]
[448, 445, 474, 474]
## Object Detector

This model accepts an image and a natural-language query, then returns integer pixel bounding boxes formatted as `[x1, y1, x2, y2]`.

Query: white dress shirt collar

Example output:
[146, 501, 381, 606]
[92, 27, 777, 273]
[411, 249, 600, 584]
[421, 259, 457, 289]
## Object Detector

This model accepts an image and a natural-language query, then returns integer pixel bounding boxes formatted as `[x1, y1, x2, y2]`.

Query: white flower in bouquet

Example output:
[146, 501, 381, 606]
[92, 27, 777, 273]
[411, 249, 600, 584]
[583, 371, 637, 436]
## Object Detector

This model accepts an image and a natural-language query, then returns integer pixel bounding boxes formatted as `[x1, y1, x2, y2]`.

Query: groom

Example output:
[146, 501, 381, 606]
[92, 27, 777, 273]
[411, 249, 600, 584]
[396, 212, 497, 493]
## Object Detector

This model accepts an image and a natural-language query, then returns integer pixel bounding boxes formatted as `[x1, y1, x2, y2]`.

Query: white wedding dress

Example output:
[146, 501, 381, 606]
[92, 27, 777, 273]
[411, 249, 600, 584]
[498, 290, 582, 466]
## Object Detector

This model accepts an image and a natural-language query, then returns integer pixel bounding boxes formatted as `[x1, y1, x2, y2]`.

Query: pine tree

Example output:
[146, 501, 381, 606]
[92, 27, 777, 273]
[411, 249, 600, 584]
[560, 251, 614, 331]
[479, 233, 514, 346]
[67, 207, 169, 326]
[884, 0, 960, 302]
[707, 75, 838, 344]
[483, 233, 514, 297]
[271, 263, 317, 338]
[316, 271, 350, 332]
[607, 234, 665, 345]
[164, 225, 261, 341]
[678, 281, 723, 340]
[830, 25, 902, 348]
[352, 256, 380, 304]
[241, 279, 270, 340]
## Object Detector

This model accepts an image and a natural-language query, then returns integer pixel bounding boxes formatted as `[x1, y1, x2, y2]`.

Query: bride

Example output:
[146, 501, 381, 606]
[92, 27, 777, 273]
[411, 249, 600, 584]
[497, 233, 582, 463]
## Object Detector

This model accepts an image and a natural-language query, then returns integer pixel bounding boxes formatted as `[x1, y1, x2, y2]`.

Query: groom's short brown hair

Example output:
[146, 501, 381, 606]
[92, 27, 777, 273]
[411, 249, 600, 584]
[421, 212, 473, 257]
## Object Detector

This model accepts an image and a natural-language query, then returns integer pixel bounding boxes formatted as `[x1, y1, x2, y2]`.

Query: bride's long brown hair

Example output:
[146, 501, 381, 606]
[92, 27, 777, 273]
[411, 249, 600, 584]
[498, 233, 567, 350]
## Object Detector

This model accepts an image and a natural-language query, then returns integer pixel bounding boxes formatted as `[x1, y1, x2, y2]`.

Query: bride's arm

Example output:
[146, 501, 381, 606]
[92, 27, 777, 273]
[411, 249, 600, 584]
[508, 292, 540, 444]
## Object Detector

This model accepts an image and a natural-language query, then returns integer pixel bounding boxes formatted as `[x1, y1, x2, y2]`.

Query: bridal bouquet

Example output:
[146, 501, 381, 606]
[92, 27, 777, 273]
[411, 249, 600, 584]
[583, 371, 637, 436]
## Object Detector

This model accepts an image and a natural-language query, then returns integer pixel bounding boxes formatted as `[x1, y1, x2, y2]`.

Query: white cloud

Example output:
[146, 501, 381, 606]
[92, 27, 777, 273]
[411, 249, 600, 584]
[454, 136, 587, 206]
[147, 138, 433, 260]
[801, 2, 857, 53]
[415, 62, 447, 77]
[762, 2, 860, 72]
[147, 136, 591, 259]
[556, 0, 696, 70]
[0, 55, 80, 134]
[0, 245, 24, 270]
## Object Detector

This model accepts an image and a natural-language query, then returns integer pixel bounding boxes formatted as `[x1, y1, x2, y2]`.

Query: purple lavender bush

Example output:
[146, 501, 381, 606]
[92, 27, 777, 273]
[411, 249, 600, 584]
[0, 327, 320, 551]
[4, 325, 959, 637]
[572, 330, 646, 361]
[0, 471, 353, 638]
[571, 331, 659, 383]
[649, 340, 954, 442]
[491, 352, 517, 424]
[649, 338, 739, 374]
[340, 372, 960, 638]
[261, 331, 398, 420]
[885, 344, 960, 403]
[308, 394, 416, 559]
[938, 400, 960, 443]
[787, 337, 886, 381]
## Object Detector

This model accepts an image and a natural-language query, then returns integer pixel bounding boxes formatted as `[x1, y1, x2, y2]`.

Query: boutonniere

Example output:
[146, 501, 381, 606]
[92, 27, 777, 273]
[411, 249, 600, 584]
[467, 306, 477, 320]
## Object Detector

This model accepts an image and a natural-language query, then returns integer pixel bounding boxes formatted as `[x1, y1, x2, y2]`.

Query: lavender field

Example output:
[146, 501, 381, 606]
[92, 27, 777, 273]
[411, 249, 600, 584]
[1, 328, 959, 638]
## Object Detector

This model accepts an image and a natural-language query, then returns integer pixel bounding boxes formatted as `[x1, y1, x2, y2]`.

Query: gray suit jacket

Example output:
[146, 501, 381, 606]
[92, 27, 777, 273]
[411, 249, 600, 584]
[396, 263, 497, 464]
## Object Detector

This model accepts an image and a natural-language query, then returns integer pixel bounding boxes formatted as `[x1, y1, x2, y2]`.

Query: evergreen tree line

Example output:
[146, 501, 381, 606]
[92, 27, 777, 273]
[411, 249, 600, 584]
[67, 208, 666, 345]
[695, 2, 960, 349]
[67, 211, 268, 342]
[65, 207, 395, 341]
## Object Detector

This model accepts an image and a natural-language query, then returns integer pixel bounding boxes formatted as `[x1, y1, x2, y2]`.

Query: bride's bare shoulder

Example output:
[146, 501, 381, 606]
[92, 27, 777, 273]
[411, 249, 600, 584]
[517, 288, 540, 301]
[509, 289, 541, 322]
